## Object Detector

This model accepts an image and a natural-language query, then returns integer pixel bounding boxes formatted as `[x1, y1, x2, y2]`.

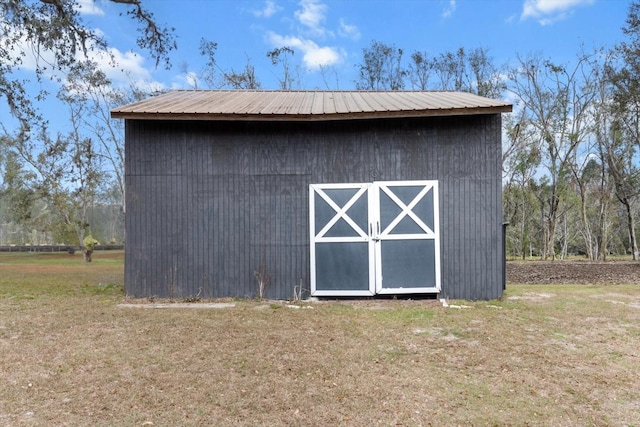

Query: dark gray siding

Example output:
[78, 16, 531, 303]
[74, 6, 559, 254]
[125, 114, 503, 300]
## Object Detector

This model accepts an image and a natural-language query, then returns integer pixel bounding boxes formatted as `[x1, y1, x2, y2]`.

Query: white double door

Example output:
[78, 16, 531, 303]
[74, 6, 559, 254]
[310, 181, 440, 296]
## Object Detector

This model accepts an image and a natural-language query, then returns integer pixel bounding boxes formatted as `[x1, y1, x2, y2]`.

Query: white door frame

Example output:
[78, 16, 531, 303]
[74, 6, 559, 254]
[309, 183, 376, 296]
[373, 181, 441, 294]
[310, 180, 440, 296]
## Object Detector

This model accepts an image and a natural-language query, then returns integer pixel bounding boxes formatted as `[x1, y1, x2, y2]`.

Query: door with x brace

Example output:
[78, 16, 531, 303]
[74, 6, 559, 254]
[310, 181, 440, 296]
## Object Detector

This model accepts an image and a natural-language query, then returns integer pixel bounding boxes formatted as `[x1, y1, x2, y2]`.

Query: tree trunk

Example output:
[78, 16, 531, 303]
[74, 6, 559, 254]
[545, 196, 559, 261]
[623, 199, 639, 260]
[560, 213, 568, 260]
[546, 220, 557, 260]
[83, 247, 93, 263]
[577, 180, 594, 260]
[597, 197, 609, 261]
[540, 200, 548, 260]
[520, 197, 527, 260]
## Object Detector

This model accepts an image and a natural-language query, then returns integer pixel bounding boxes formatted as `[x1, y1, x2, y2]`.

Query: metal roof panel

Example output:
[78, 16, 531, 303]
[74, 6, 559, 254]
[111, 90, 512, 121]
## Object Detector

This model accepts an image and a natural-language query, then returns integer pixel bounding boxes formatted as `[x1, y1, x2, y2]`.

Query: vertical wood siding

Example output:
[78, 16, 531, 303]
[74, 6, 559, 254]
[125, 114, 503, 300]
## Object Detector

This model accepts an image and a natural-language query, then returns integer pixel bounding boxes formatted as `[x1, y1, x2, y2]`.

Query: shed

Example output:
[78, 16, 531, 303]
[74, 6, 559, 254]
[111, 90, 512, 300]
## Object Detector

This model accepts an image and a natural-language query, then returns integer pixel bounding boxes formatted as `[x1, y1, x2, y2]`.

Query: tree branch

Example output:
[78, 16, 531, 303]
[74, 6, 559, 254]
[109, 0, 176, 69]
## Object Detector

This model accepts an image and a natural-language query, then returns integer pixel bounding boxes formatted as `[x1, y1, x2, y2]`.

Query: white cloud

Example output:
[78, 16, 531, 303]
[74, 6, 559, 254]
[338, 18, 360, 41]
[13, 40, 158, 90]
[294, 0, 328, 36]
[267, 31, 342, 69]
[90, 47, 153, 84]
[442, 0, 456, 18]
[252, 0, 281, 18]
[304, 45, 342, 68]
[171, 72, 198, 90]
[521, 0, 595, 25]
[3, 20, 150, 86]
[260, 0, 356, 73]
[75, 0, 105, 16]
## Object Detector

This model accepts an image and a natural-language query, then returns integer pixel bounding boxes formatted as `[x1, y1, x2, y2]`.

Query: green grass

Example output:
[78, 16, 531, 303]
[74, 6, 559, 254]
[0, 250, 124, 265]
[0, 251, 124, 300]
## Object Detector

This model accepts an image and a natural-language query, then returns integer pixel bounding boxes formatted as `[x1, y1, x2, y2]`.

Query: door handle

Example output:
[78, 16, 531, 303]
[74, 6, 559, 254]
[371, 222, 381, 241]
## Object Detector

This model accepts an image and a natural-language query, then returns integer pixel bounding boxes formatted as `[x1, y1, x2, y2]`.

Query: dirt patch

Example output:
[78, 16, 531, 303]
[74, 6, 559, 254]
[118, 302, 237, 309]
[507, 260, 640, 285]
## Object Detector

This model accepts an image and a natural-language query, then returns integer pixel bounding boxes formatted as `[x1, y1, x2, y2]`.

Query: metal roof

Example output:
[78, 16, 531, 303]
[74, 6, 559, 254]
[111, 90, 512, 121]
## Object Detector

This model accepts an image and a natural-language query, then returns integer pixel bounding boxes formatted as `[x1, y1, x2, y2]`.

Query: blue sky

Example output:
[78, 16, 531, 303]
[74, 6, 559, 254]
[95, 0, 629, 90]
[0, 0, 633, 132]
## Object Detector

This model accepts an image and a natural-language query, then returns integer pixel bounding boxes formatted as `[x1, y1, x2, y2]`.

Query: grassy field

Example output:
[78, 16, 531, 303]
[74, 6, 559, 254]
[1, 251, 639, 426]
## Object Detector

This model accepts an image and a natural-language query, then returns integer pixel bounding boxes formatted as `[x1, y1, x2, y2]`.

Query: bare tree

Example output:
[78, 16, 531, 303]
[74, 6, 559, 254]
[608, 0, 640, 259]
[198, 38, 218, 89]
[197, 39, 261, 90]
[355, 40, 406, 90]
[502, 110, 541, 259]
[267, 46, 297, 90]
[319, 64, 340, 90]
[429, 47, 505, 97]
[600, 95, 640, 260]
[222, 57, 261, 90]
[508, 52, 598, 259]
[12, 105, 102, 261]
[432, 48, 467, 91]
[468, 47, 507, 98]
[407, 51, 433, 90]
[61, 62, 128, 213]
